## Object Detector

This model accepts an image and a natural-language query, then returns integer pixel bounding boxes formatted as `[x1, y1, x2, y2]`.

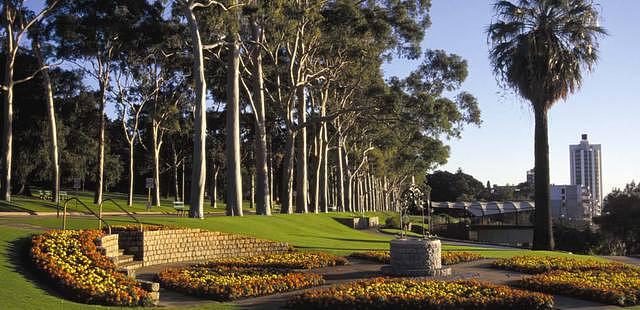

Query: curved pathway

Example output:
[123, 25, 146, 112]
[134, 258, 621, 309]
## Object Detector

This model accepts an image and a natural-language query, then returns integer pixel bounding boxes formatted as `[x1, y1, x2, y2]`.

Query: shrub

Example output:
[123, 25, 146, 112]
[492, 255, 639, 274]
[288, 278, 553, 309]
[157, 265, 323, 301]
[385, 215, 401, 229]
[517, 269, 640, 306]
[199, 252, 348, 269]
[350, 251, 483, 265]
[30, 230, 152, 306]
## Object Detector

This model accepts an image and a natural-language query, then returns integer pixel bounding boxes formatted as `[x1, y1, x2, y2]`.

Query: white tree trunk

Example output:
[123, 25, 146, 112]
[225, 26, 243, 216]
[186, 4, 206, 219]
[280, 130, 295, 214]
[152, 125, 161, 207]
[251, 17, 271, 216]
[336, 133, 345, 212]
[295, 88, 308, 213]
[94, 83, 106, 204]
[33, 39, 60, 204]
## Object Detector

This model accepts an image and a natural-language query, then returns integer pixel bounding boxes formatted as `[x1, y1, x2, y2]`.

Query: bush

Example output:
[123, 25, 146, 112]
[198, 252, 348, 269]
[157, 265, 323, 301]
[385, 215, 401, 229]
[350, 251, 483, 265]
[288, 278, 553, 309]
[492, 256, 638, 274]
[30, 230, 152, 306]
[517, 269, 640, 306]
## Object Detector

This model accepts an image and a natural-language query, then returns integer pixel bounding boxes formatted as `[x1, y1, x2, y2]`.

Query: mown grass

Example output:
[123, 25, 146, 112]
[0, 207, 621, 310]
[0, 191, 257, 214]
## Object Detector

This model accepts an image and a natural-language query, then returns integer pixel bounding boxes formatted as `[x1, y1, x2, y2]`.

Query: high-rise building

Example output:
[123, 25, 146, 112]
[526, 168, 535, 185]
[569, 134, 602, 211]
[550, 184, 597, 226]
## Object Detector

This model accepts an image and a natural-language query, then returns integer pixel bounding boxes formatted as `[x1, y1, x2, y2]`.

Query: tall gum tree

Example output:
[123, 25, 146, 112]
[51, 0, 162, 204]
[1, 0, 59, 202]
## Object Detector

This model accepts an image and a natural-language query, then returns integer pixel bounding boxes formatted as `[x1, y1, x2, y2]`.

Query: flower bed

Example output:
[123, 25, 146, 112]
[157, 265, 323, 300]
[516, 269, 640, 306]
[288, 278, 553, 309]
[350, 251, 483, 265]
[493, 256, 640, 306]
[30, 230, 152, 306]
[199, 252, 348, 269]
[492, 255, 639, 274]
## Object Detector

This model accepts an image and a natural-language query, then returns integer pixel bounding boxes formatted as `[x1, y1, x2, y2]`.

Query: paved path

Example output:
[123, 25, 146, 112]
[134, 258, 622, 309]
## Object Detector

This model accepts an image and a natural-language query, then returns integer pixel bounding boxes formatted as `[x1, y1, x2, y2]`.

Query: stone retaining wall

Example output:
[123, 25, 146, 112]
[96, 234, 119, 257]
[115, 228, 290, 266]
[337, 216, 380, 230]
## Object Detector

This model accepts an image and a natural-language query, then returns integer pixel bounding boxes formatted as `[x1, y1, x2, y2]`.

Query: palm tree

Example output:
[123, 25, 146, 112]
[487, 0, 606, 250]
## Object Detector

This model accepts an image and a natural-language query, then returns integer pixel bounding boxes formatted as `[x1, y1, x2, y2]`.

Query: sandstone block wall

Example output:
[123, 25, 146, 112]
[115, 228, 290, 266]
[96, 234, 119, 257]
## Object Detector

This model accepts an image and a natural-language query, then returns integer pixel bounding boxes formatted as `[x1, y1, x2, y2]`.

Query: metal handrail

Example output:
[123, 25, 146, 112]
[99, 198, 143, 232]
[61, 198, 112, 234]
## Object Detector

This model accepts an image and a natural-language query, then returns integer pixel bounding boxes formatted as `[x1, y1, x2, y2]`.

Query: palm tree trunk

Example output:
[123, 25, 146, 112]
[532, 107, 554, 250]
[186, 4, 206, 219]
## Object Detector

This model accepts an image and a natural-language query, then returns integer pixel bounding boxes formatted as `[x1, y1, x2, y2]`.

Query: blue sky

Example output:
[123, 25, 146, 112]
[383, 0, 640, 195]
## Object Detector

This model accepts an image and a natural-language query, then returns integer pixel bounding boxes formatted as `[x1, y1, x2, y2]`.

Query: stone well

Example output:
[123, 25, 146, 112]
[381, 238, 451, 277]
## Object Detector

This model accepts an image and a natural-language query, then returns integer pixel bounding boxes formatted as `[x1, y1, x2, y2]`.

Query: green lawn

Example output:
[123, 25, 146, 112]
[0, 209, 621, 309]
[0, 191, 259, 215]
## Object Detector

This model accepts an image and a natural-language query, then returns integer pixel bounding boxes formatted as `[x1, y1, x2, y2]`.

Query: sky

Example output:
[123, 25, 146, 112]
[24, 0, 637, 195]
[382, 0, 640, 196]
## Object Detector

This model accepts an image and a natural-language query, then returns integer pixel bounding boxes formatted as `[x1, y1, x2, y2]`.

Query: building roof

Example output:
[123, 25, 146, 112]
[432, 201, 535, 217]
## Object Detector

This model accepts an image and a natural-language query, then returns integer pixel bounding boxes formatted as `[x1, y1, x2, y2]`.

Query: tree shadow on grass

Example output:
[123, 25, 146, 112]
[0, 201, 37, 214]
[6, 234, 72, 302]
[295, 246, 388, 252]
[319, 236, 389, 244]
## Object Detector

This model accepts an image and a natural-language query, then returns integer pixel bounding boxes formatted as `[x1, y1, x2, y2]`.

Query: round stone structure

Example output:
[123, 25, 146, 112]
[381, 238, 451, 277]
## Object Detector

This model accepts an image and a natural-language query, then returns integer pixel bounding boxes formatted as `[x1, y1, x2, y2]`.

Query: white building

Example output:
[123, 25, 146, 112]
[550, 184, 597, 225]
[526, 168, 535, 185]
[569, 134, 602, 212]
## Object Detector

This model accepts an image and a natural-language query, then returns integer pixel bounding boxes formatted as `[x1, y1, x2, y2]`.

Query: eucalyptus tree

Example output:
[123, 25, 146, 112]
[111, 65, 152, 206]
[1, 0, 60, 202]
[240, 0, 271, 215]
[224, 0, 243, 216]
[488, 0, 605, 250]
[137, 52, 190, 207]
[51, 0, 162, 204]
[30, 21, 61, 203]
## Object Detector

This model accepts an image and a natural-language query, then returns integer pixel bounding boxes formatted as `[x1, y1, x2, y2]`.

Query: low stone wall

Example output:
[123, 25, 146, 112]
[115, 228, 290, 266]
[337, 216, 380, 230]
[96, 234, 119, 257]
[382, 238, 451, 277]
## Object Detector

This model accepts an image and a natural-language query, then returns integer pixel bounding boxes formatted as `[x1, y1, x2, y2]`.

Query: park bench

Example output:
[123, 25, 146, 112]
[173, 201, 188, 217]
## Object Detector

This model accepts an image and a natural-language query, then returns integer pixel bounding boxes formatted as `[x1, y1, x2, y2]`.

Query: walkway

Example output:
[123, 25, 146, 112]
[134, 258, 621, 309]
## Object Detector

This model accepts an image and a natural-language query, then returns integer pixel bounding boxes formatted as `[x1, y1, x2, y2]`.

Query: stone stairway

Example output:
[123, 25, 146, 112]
[96, 234, 159, 304]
